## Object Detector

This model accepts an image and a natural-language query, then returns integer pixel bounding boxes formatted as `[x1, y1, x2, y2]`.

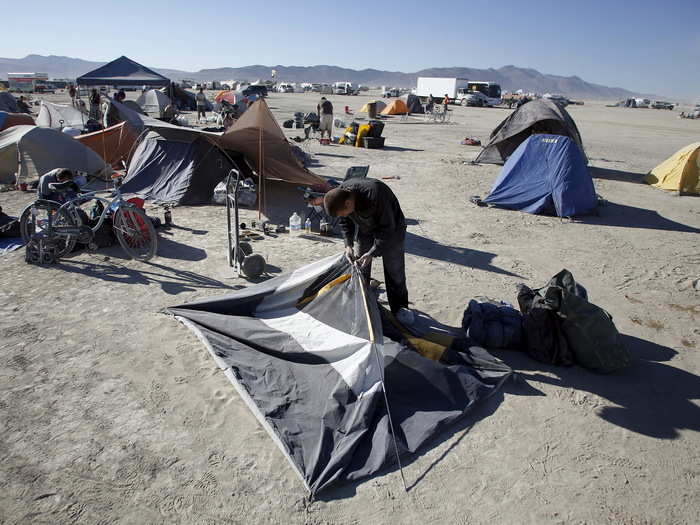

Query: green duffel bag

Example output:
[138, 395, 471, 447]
[541, 270, 631, 373]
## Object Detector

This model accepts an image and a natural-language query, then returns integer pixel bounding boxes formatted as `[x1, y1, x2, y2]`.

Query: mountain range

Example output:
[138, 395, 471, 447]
[0, 54, 652, 100]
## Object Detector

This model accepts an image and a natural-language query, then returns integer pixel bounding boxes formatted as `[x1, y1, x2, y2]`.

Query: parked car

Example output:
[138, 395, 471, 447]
[463, 91, 490, 107]
[651, 101, 674, 110]
[242, 85, 268, 97]
[383, 88, 400, 98]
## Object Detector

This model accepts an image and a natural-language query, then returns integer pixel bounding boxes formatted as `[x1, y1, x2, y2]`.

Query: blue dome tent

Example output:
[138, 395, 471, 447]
[484, 134, 596, 217]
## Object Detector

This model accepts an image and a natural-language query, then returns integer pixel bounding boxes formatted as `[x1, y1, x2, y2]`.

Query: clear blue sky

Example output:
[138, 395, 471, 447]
[3, 0, 698, 99]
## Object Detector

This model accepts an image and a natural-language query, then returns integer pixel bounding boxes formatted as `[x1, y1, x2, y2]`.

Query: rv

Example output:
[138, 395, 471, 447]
[463, 81, 502, 107]
[415, 77, 470, 105]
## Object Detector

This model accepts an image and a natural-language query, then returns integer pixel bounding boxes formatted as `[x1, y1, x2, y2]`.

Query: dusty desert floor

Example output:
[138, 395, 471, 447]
[0, 90, 698, 524]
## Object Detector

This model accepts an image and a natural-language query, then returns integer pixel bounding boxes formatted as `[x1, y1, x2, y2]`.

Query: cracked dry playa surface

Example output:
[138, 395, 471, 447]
[1, 92, 698, 524]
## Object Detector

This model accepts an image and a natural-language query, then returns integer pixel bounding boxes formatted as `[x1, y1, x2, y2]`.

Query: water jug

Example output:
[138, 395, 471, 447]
[289, 212, 301, 233]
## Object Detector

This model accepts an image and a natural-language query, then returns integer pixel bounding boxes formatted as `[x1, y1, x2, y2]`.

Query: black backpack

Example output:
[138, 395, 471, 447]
[462, 299, 522, 350]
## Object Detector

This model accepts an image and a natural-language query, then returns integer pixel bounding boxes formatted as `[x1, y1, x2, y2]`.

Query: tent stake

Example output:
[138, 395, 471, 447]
[354, 262, 408, 493]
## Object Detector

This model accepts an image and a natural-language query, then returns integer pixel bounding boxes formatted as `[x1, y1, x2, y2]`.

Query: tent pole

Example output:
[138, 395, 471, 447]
[354, 263, 408, 493]
[258, 126, 263, 220]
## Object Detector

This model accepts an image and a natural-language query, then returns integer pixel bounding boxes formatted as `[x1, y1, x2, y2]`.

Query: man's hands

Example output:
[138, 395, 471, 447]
[356, 253, 372, 268]
[344, 246, 355, 263]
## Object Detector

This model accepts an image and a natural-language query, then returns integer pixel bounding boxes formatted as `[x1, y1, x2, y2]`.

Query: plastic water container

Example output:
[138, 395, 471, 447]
[289, 212, 301, 234]
[304, 217, 311, 233]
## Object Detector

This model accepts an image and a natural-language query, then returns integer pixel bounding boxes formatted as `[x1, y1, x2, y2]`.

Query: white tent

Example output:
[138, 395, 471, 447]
[36, 101, 89, 129]
[136, 89, 171, 117]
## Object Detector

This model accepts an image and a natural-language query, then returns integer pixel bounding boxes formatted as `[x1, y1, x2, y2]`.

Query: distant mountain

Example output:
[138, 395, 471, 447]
[0, 54, 651, 100]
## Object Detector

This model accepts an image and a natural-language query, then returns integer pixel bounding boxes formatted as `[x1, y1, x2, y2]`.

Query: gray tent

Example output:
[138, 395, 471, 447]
[36, 101, 89, 129]
[121, 127, 238, 204]
[136, 89, 171, 117]
[474, 98, 585, 164]
[0, 92, 20, 113]
[168, 254, 511, 495]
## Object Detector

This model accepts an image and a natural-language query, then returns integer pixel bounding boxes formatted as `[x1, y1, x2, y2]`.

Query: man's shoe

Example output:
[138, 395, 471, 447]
[395, 308, 415, 326]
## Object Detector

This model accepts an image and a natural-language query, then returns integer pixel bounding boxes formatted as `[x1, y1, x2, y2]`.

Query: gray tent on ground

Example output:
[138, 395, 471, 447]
[168, 253, 511, 495]
[136, 89, 171, 117]
[0, 92, 20, 113]
[474, 98, 585, 164]
[0, 125, 110, 184]
[400, 94, 424, 114]
[121, 127, 240, 204]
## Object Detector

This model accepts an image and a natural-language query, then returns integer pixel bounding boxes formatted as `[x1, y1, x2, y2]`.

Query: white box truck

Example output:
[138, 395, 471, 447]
[415, 77, 469, 105]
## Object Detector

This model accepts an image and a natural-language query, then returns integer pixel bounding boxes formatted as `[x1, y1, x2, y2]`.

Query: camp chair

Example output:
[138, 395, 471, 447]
[344, 165, 369, 181]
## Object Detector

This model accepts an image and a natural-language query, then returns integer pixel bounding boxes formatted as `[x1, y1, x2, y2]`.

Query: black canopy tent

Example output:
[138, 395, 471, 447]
[76, 56, 170, 87]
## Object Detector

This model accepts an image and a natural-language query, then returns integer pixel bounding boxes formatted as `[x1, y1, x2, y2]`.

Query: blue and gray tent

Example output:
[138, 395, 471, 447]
[484, 134, 597, 217]
[168, 254, 511, 495]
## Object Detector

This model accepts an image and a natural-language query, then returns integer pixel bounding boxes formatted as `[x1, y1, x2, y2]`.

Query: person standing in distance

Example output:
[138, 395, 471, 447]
[317, 96, 333, 141]
[196, 87, 208, 123]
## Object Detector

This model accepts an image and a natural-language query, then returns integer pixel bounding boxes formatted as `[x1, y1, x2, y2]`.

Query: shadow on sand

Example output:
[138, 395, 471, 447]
[590, 166, 646, 184]
[491, 334, 700, 439]
[580, 201, 700, 234]
[405, 231, 521, 277]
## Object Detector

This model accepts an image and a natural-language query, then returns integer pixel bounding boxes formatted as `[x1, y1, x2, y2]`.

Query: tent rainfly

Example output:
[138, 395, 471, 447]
[644, 142, 700, 195]
[136, 89, 171, 117]
[76, 121, 139, 169]
[359, 100, 387, 113]
[36, 101, 89, 129]
[0, 92, 20, 113]
[76, 56, 170, 87]
[474, 98, 585, 165]
[168, 253, 512, 495]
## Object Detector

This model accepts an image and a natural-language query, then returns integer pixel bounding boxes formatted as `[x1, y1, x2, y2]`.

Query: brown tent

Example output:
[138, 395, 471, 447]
[218, 99, 324, 187]
[0, 112, 35, 132]
[76, 121, 139, 169]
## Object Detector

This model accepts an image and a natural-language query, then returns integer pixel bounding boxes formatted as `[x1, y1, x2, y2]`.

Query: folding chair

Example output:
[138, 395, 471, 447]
[343, 165, 369, 181]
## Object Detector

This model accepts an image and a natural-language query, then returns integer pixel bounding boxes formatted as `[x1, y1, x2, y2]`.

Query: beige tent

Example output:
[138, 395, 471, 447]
[36, 101, 89, 129]
[218, 99, 324, 187]
[0, 125, 110, 185]
[76, 121, 139, 169]
[358, 100, 387, 113]
[380, 99, 409, 115]
[644, 143, 700, 195]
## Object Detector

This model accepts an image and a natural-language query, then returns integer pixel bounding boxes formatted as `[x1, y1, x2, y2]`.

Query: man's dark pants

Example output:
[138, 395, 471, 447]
[357, 231, 408, 314]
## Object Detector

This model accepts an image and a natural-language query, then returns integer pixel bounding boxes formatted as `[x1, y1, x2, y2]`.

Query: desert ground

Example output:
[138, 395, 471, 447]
[0, 89, 698, 524]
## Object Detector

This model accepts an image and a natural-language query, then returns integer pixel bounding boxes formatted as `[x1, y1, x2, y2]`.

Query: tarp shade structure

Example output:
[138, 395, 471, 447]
[76, 121, 139, 169]
[121, 128, 235, 204]
[136, 89, 171, 117]
[218, 99, 325, 186]
[644, 142, 700, 195]
[484, 134, 596, 217]
[168, 254, 511, 495]
[76, 56, 170, 87]
[475, 99, 585, 165]
[400, 94, 424, 114]
[36, 101, 88, 129]
[359, 100, 387, 113]
[0, 111, 35, 132]
[380, 99, 410, 115]
[0, 92, 20, 113]
[0, 125, 110, 185]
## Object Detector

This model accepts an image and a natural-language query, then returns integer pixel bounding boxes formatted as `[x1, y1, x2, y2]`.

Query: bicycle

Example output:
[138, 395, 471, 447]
[20, 174, 158, 263]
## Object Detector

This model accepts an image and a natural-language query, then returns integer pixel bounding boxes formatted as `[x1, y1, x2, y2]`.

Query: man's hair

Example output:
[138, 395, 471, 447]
[321, 97, 326, 100]
[56, 169, 74, 181]
[324, 187, 352, 216]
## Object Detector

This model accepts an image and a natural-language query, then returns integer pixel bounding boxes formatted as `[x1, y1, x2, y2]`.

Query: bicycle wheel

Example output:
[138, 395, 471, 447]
[113, 206, 157, 261]
[19, 202, 81, 257]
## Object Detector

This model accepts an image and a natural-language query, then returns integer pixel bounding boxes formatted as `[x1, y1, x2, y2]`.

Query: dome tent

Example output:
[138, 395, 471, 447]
[644, 142, 700, 195]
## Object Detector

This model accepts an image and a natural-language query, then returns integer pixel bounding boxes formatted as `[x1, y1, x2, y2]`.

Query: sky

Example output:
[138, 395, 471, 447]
[2, 0, 698, 99]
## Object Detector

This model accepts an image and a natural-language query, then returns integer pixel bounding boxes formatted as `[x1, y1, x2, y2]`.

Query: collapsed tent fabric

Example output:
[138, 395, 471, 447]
[359, 100, 387, 113]
[168, 254, 511, 495]
[0, 92, 20, 113]
[484, 134, 596, 217]
[77, 55, 170, 87]
[0, 111, 35, 132]
[400, 94, 424, 114]
[121, 128, 234, 204]
[644, 142, 700, 195]
[218, 99, 325, 186]
[76, 121, 139, 169]
[136, 89, 171, 117]
[475, 98, 585, 165]
[381, 99, 410, 115]
[36, 101, 89, 129]
[0, 125, 110, 185]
